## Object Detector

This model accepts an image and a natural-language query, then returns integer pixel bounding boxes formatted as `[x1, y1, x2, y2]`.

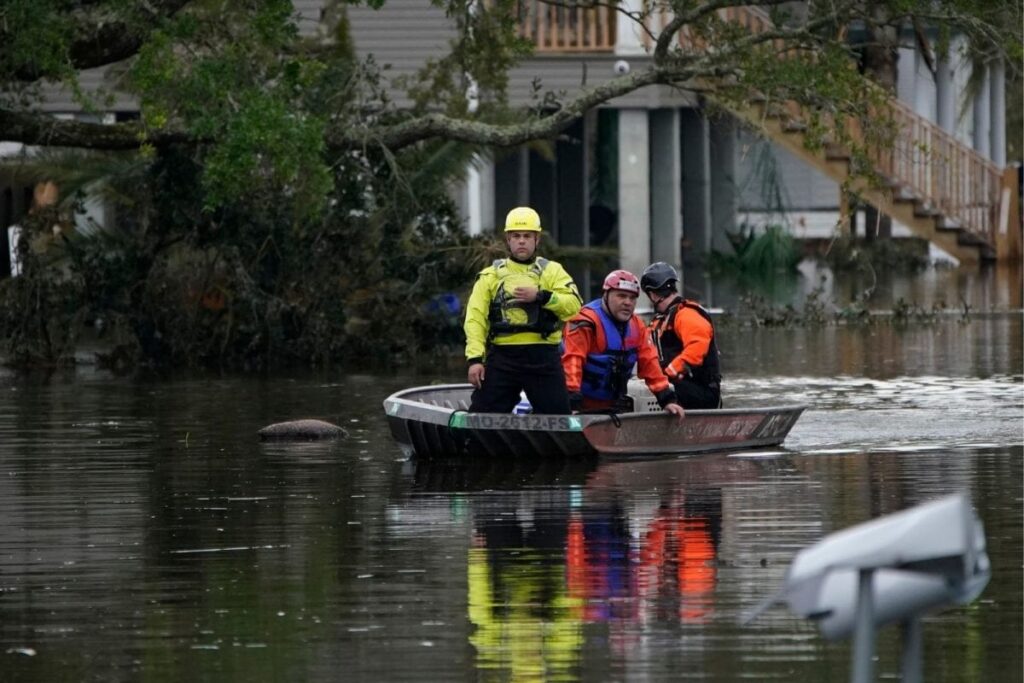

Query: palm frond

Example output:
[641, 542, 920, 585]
[407, 140, 492, 192]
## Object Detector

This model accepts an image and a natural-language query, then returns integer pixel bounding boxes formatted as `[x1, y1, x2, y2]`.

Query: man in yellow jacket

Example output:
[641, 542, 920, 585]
[464, 207, 582, 414]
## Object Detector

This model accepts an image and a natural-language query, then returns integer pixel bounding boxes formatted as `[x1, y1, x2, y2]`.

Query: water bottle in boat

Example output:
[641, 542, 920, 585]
[514, 391, 532, 415]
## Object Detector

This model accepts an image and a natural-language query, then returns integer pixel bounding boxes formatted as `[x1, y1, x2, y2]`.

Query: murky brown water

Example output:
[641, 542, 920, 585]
[1, 316, 1021, 681]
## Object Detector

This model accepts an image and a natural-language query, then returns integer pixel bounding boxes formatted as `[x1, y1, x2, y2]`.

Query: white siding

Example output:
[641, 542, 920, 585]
[345, 0, 459, 102]
[27, 2, 704, 114]
[36, 67, 138, 113]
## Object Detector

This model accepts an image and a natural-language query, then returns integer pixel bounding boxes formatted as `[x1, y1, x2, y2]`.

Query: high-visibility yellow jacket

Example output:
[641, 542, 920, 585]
[464, 256, 582, 362]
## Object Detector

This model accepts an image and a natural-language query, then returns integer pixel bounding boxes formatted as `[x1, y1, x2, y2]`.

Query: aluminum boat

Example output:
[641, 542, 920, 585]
[383, 380, 804, 458]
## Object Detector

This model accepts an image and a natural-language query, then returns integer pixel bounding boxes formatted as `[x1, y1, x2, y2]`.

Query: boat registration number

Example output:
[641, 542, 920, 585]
[452, 414, 583, 431]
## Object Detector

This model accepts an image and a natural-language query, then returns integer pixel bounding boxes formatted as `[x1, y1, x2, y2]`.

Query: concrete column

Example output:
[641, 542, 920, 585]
[950, 34, 974, 145]
[709, 116, 738, 252]
[897, 43, 917, 108]
[465, 157, 495, 236]
[649, 108, 682, 266]
[480, 157, 495, 233]
[972, 62, 991, 159]
[615, 0, 647, 55]
[680, 109, 711, 264]
[935, 49, 954, 133]
[915, 48, 937, 123]
[462, 168, 479, 236]
[617, 109, 650, 276]
[990, 59, 1006, 167]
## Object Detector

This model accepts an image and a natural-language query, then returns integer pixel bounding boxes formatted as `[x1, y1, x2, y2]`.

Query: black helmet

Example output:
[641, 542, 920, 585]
[640, 262, 679, 293]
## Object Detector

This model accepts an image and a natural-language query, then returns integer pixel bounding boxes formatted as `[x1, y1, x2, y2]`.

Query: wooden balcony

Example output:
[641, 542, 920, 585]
[513, 1, 615, 53]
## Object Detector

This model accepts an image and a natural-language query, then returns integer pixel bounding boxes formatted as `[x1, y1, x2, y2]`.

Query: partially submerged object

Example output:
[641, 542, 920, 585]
[258, 419, 348, 441]
[383, 381, 803, 458]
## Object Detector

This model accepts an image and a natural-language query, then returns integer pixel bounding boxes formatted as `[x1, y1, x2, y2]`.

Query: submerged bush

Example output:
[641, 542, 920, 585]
[0, 209, 86, 366]
[711, 224, 802, 275]
[824, 234, 930, 272]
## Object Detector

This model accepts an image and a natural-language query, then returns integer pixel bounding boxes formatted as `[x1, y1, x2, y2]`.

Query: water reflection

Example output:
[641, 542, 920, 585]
[396, 432, 1021, 682]
[405, 455, 787, 680]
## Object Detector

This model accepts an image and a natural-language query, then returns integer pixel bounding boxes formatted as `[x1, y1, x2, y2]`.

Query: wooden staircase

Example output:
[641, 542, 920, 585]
[651, 5, 1015, 263]
[731, 95, 1004, 264]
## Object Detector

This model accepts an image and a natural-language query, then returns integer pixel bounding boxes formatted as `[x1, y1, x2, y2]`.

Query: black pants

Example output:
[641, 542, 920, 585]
[469, 344, 571, 414]
[673, 378, 721, 410]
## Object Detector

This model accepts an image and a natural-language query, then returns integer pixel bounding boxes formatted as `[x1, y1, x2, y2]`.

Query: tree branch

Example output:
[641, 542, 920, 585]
[0, 108, 187, 150]
[0, 66, 673, 152]
[333, 67, 669, 150]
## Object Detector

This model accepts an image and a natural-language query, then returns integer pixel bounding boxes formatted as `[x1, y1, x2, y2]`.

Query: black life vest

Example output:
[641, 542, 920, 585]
[487, 258, 560, 338]
[651, 298, 721, 386]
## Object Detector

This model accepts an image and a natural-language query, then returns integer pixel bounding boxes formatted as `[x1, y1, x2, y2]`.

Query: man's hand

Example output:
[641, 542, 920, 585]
[664, 402, 685, 422]
[468, 363, 485, 389]
[512, 286, 539, 303]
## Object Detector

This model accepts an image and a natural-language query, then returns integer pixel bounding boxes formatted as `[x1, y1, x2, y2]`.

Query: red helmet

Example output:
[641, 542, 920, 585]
[602, 269, 641, 294]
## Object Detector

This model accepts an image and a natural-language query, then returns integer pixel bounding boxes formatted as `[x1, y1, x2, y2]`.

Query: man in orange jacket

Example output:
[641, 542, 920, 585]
[640, 262, 722, 410]
[561, 269, 686, 417]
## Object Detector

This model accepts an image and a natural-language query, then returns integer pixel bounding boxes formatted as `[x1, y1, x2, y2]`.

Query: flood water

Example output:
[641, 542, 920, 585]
[1, 316, 1021, 681]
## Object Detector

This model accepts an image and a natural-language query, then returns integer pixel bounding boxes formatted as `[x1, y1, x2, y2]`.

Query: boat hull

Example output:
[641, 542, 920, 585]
[384, 384, 804, 458]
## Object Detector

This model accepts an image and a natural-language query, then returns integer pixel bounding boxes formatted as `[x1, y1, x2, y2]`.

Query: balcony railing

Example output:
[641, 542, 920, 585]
[643, 4, 778, 53]
[514, 1, 615, 53]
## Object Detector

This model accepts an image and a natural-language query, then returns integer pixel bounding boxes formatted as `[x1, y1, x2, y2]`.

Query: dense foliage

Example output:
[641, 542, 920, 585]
[1, 143, 497, 368]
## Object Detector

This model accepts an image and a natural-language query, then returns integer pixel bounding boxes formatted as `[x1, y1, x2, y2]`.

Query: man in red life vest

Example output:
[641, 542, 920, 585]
[640, 262, 722, 410]
[561, 269, 686, 418]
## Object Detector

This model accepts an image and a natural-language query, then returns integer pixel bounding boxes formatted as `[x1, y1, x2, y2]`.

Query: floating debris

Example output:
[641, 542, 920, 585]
[258, 419, 348, 441]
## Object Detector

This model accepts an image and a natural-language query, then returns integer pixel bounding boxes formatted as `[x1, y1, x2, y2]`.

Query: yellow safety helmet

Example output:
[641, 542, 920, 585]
[504, 206, 543, 233]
